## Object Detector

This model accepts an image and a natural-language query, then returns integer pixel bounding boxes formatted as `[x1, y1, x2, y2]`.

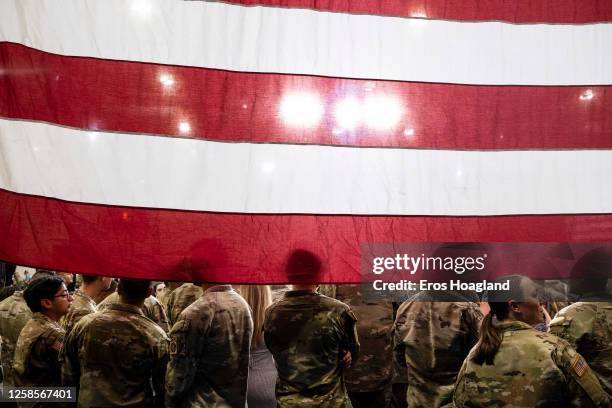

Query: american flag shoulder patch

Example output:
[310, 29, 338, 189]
[571, 354, 588, 377]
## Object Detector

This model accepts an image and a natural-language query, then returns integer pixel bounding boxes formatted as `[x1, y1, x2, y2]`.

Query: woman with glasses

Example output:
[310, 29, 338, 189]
[13, 275, 73, 387]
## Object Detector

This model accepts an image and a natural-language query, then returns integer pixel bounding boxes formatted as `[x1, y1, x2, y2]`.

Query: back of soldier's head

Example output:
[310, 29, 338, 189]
[118, 279, 152, 303]
[23, 276, 65, 313]
[30, 269, 56, 283]
[285, 250, 322, 284]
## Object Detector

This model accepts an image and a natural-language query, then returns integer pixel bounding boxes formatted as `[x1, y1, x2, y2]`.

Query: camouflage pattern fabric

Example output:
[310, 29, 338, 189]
[60, 290, 97, 335]
[0, 291, 32, 386]
[166, 283, 203, 327]
[61, 302, 169, 407]
[99, 292, 170, 332]
[318, 285, 394, 393]
[13, 312, 64, 387]
[454, 320, 611, 408]
[166, 285, 253, 407]
[157, 284, 179, 315]
[549, 302, 612, 397]
[393, 292, 482, 408]
[263, 289, 360, 408]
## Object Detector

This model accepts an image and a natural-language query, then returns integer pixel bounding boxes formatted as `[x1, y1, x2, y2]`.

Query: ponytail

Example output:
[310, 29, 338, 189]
[472, 311, 504, 365]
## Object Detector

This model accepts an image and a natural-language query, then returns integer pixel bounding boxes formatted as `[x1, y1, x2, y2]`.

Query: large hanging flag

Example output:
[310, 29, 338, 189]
[0, 0, 611, 283]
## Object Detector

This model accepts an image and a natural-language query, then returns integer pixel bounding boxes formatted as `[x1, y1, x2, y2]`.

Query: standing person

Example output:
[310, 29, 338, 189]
[99, 286, 170, 332]
[166, 284, 253, 407]
[239, 285, 278, 408]
[264, 250, 360, 407]
[62, 279, 169, 407]
[13, 276, 73, 387]
[393, 290, 482, 408]
[319, 284, 394, 408]
[166, 282, 203, 327]
[0, 270, 54, 387]
[454, 275, 610, 408]
[158, 281, 183, 315]
[549, 248, 612, 396]
[61, 274, 112, 335]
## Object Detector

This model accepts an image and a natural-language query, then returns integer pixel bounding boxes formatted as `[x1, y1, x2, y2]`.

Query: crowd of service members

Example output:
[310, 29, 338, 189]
[0, 248, 610, 408]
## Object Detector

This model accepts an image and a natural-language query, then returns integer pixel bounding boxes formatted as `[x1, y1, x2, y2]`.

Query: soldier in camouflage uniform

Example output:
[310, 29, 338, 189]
[166, 282, 203, 327]
[264, 250, 360, 408]
[393, 290, 482, 408]
[319, 284, 394, 408]
[60, 274, 112, 335]
[0, 270, 56, 386]
[165, 284, 253, 407]
[158, 281, 183, 315]
[13, 276, 72, 387]
[549, 248, 612, 397]
[62, 279, 169, 407]
[99, 290, 170, 332]
[0, 289, 32, 387]
[454, 275, 610, 407]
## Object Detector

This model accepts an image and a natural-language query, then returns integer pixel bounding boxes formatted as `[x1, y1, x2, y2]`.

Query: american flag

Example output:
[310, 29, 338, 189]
[0, 0, 611, 282]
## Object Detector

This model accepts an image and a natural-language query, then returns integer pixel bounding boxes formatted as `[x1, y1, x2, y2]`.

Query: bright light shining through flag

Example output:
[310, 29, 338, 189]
[0, 0, 611, 282]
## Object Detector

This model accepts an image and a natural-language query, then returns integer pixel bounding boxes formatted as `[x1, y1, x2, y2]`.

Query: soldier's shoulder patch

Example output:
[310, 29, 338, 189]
[571, 354, 587, 377]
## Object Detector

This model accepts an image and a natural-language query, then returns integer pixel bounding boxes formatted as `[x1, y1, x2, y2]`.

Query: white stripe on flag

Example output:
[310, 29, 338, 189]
[1, 119, 611, 215]
[1, 0, 611, 85]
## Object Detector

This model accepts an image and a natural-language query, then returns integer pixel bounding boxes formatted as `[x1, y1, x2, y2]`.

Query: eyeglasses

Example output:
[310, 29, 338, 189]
[53, 291, 73, 299]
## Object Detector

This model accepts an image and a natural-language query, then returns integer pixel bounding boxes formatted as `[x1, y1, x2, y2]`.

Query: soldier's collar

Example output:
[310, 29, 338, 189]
[105, 302, 145, 316]
[76, 290, 97, 307]
[496, 320, 534, 332]
[204, 284, 233, 294]
[33, 312, 63, 328]
[285, 289, 318, 297]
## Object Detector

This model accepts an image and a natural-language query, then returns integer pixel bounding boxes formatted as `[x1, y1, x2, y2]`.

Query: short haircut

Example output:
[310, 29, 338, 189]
[30, 270, 56, 282]
[285, 250, 322, 284]
[118, 279, 152, 302]
[80, 274, 99, 284]
[23, 276, 65, 313]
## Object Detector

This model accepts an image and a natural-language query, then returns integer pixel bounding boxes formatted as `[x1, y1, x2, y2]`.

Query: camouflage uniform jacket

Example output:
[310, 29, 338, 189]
[62, 302, 169, 407]
[60, 290, 97, 335]
[157, 285, 178, 315]
[99, 292, 170, 332]
[166, 285, 253, 408]
[454, 321, 611, 408]
[549, 301, 612, 397]
[13, 313, 64, 387]
[319, 284, 394, 392]
[263, 289, 360, 408]
[394, 293, 483, 408]
[166, 283, 203, 327]
[0, 291, 32, 386]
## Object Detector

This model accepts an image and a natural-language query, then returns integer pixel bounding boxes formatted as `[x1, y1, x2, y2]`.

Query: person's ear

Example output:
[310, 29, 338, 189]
[40, 298, 53, 311]
[508, 300, 520, 314]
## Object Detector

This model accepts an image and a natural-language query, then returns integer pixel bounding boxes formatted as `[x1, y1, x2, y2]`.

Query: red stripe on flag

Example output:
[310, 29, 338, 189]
[222, 0, 612, 23]
[1, 188, 610, 283]
[1, 43, 610, 150]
